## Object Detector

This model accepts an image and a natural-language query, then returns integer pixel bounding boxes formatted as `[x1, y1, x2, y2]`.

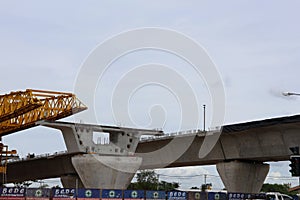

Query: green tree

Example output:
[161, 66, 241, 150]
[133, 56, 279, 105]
[128, 170, 158, 190]
[261, 183, 296, 196]
[128, 170, 179, 191]
[158, 181, 179, 191]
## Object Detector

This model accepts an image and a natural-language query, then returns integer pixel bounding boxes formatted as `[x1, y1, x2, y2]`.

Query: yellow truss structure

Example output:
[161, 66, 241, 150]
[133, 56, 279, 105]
[0, 89, 87, 136]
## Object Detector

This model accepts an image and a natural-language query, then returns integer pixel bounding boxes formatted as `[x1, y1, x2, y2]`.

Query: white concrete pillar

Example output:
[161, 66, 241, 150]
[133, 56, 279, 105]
[216, 161, 269, 193]
[71, 154, 142, 189]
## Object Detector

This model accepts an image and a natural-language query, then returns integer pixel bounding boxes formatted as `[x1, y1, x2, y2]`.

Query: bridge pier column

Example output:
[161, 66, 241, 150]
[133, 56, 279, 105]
[71, 154, 142, 189]
[216, 161, 269, 193]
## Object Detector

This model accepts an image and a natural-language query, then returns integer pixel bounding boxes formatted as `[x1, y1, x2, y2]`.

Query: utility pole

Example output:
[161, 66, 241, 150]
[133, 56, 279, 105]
[157, 174, 160, 190]
[76, 178, 78, 200]
[203, 105, 206, 132]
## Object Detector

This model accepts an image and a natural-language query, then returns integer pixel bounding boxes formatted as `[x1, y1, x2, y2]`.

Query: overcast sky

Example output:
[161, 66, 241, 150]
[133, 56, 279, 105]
[1, 1, 300, 189]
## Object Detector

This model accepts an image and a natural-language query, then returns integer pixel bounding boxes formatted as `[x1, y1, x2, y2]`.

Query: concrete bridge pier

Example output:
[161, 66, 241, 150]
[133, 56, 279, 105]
[60, 154, 142, 189]
[216, 161, 269, 193]
[71, 154, 142, 189]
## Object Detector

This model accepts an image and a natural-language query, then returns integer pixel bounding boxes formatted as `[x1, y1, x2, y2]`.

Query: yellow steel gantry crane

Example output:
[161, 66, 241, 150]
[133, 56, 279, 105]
[0, 89, 87, 136]
[0, 89, 87, 179]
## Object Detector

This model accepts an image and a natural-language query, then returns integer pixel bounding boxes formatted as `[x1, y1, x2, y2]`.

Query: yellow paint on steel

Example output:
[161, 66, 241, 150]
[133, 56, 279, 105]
[0, 167, 6, 173]
[0, 142, 17, 175]
[0, 89, 87, 136]
[0, 90, 43, 123]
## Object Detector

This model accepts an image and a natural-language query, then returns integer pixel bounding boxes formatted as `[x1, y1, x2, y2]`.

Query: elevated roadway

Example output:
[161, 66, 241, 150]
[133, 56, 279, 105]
[3, 114, 300, 192]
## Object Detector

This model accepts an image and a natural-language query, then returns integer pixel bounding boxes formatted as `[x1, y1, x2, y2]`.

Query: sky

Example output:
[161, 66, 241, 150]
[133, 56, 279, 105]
[1, 1, 300, 189]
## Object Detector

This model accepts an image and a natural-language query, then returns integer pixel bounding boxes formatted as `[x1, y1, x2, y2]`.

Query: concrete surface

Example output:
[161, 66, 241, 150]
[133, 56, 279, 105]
[71, 154, 142, 189]
[216, 161, 270, 193]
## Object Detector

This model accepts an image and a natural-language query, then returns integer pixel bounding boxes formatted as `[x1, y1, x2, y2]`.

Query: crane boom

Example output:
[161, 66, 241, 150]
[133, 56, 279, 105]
[0, 89, 87, 136]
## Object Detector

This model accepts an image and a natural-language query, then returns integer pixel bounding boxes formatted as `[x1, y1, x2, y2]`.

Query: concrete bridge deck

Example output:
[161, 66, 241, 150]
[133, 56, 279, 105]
[3, 114, 300, 185]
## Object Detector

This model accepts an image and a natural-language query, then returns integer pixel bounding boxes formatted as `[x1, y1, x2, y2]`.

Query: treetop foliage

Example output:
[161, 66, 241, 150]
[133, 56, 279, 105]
[128, 170, 179, 191]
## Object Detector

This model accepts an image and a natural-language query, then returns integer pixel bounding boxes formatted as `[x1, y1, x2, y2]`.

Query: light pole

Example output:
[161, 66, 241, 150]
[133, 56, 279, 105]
[282, 92, 300, 96]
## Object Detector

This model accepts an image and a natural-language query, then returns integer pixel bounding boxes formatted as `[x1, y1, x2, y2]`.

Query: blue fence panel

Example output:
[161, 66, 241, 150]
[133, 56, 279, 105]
[102, 189, 122, 200]
[52, 188, 76, 200]
[0, 187, 26, 197]
[167, 191, 187, 200]
[207, 192, 226, 200]
[77, 189, 100, 198]
[187, 192, 207, 200]
[0, 187, 26, 200]
[146, 191, 166, 200]
[124, 190, 144, 200]
[228, 193, 266, 200]
[26, 188, 50, 199]
[228, 193, 252, 200]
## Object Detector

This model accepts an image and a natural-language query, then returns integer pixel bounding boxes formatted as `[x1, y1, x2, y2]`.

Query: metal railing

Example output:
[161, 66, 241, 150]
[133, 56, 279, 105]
[6, 150, 68, 164]
[140, 127, 221, 142]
